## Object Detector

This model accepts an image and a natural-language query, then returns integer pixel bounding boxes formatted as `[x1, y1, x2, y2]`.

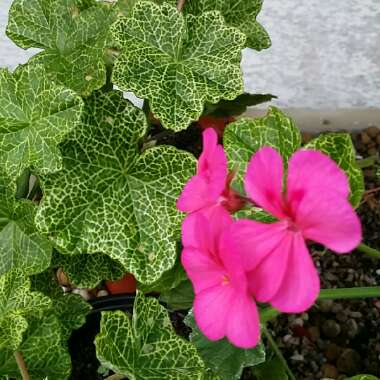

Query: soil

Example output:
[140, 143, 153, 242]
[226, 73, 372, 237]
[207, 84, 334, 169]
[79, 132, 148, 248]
[67, 125, 380, 380]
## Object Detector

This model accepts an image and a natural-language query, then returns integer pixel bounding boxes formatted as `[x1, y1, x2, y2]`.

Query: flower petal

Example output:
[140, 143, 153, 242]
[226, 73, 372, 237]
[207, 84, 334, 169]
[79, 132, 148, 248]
[244, 147, 285, 218]
[181, 206, 232, 251]
[269, 233, 320, 313]
[194, 284, 233, 341]
[287, 150, 350, 213]
[182, 247, 224, 294]
[230, 219, 289, 271]
[177, 128, 227, 213]
[295, 190, 362, 253]
[226, 293, 260, 349]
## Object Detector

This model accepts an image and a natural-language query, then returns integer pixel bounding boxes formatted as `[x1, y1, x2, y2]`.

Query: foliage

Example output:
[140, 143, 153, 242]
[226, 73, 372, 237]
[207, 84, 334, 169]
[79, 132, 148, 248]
[0, 0, 369, 378]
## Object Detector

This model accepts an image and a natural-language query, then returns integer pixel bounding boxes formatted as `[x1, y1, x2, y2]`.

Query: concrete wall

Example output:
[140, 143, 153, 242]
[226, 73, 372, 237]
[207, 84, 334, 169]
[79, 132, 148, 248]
[1, 0, 380, 130]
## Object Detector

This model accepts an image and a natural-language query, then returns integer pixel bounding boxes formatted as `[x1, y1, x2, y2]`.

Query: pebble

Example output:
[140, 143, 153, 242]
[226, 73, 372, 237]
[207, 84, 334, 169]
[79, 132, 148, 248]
[97, 289, 109, 297]
[325, 343, 342, 362]
[56, 268, 70, 287]
[337, 349, 362, 375]
[72, 288, 91, 301]
[322, 320, 341, 338]
[290, 353, 304, 362]
[365, 126, 380, 138]
[319, 299, 334, 313]
[331, 303, 343, 314]
[321, 363, 339, 379]
[349, 311, 362, 319]
[308, 326, 320, 341]
[344, 319, 359, 339]
[361, 132, 371, 144]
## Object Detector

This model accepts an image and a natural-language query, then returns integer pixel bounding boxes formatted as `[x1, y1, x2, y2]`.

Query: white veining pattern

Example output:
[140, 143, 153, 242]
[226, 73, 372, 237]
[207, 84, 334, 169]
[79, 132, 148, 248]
[1, 0, 379, 108]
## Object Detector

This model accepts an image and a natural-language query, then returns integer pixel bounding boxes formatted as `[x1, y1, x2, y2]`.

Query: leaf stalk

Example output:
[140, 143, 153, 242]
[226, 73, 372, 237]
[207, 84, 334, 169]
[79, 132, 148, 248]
[177, 0, 186, 12]
[14, 351, 31, 380]
[357, 243, 380, 259]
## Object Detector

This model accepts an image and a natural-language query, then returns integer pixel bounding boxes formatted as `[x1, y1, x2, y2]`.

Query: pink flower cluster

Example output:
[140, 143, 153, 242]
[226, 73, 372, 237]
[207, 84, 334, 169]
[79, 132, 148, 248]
[177, 128, 362, 349]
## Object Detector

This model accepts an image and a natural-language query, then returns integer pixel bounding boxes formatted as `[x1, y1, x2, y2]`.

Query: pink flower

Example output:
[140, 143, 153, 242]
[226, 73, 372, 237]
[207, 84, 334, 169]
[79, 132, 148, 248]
[177, 128, 244, 214]
[231, 147, 362, 313]
[181, 206, 260, 348]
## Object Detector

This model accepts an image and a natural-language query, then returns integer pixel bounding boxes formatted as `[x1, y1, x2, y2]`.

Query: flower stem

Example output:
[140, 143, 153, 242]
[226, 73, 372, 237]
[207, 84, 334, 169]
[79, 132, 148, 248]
[263, 327, 296, 380]
[357, 243, 380, 259]
[260, 286, 380, 322]
[14, 352, 31, 380]
[356, 156, 376, 169]
[177, 0, 186, 11]
[105, 374, 125, 380]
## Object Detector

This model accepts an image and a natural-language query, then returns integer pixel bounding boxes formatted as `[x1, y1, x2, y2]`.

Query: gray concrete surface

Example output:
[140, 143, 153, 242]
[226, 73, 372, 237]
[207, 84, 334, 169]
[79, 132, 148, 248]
[1, 0, 380, 114]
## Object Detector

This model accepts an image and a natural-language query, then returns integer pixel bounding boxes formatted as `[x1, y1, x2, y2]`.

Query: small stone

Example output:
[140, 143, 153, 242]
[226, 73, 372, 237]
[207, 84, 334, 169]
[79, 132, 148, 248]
[283, 334, 292, 343]
[97, 289, 109, 297]
[337, 349, 362, 375]
[290, 353, 304, 362]
[361, 132, 371, 144]
[365, 126, 380, 138]
[368, 147, 378, 156]
[322, 319, 341, 338]
[291, 317, 304, 327]
[321, 363, 339, 379]
[336, 311, 348, 323]
[72, 288, 91, 301]
[308, 326, 320, 341]
[325, 343, 342, 362]
[344, 319, 359, 339]
[331, 303, 343, 313]
[302, 132, 314, 144]
[349, 311, 362, 319]
[319, 299, 334, 313]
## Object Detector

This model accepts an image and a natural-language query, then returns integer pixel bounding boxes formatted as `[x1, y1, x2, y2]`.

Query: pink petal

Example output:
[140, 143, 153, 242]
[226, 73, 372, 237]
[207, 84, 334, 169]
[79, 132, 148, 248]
[194, 285, 260, 348]
[181, 206, 232, 251]
[287, 150, 350, 214]
[177, 128, 227, 213]
[244, 147, 285, 218]
[295, 190, 362, 253]
[194, 284, 233, 341]
[225, 293, 260, 348]
[269, 233, 320, 313]
[247, 226, 292, 302]
[176, 176, 216, 212]
[229, 219, 289, 271]
[181, 248, 224, 294]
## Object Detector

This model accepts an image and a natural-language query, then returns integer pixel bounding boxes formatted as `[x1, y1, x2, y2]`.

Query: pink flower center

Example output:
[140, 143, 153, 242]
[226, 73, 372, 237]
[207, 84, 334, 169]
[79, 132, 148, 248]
[221, 275, 230, 286]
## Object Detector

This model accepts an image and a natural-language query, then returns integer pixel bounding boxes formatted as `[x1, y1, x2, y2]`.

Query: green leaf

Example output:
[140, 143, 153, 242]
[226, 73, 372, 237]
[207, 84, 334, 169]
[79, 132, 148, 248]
[95, 292, 210, 379]
[176, 0, 271, 51]
[204, 93, 277, 118]
[0, 171, 52, 276]
[36, 91, 196, 284]
[185, 313, 265, 380]
[31, 269, 91, 340]
[305, 133, 365, 208]
[346, 376, 380, 380]
[0, 314, 71, 380]
[160, 280, 194, 310]
[0, 64, 83, 179]
[252, 357, 288, 380]
[224, 107, 301, 191]
[6, 0, 115, 96]
[53, 250, 125, 288]
[138, 254, 188, 293]
[0, 270, 51, 352]
[111, 1, 246, 131]
[235, 207, 277, 223]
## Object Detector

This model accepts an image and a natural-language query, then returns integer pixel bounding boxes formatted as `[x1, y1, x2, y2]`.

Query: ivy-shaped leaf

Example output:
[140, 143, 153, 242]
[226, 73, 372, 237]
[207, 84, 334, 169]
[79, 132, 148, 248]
[95, 292, 212, 379]
[224, 107, 301, 192]
[36, 91, 196, 284]
[159, 280, 194, 310]
[252, 357, 288, 380]
[185, 313, 266, 380]
[0, 314, 71, 380]
[53, 250, 125, 289]
[0, 270, 51, 352]
[346, 376, 380, 380]
[169, 0, 271, 51]
[31, 269, 91, 340]
[111, 1, 246, 132]
[305, 133, 365, 208]
[6, 0, 115, 96]
[0, 171, 52, 276]
[0, 64, 83, 179]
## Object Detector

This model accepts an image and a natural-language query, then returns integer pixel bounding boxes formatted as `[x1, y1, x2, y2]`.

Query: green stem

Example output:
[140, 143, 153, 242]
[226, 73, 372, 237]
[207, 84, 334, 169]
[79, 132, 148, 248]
[261, 286, 380, 322]
[357, 243, 380, 259]
[263, 327, 296, 380]
[318, 286, 380, 300]
[356, 156, 376, 169]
